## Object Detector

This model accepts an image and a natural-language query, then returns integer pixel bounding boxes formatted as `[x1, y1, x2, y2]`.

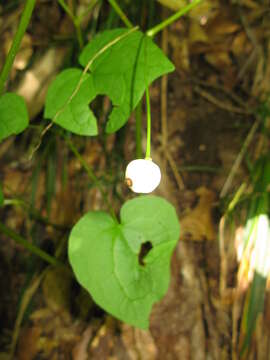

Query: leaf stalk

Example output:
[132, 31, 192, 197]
[146, 0, 203, 37]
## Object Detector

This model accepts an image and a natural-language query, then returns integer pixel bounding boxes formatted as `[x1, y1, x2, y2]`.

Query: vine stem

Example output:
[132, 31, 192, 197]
[0, 221, 62, 266]
[145, 87, 152, 159]
[58, 0, 83, 48]
[107, 0, 133, 28]
[0, 0, 37, 94]
[146, 0, 203, 37]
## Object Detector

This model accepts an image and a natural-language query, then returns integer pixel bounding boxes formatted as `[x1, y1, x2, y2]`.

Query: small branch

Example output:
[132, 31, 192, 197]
[0, 221, 62, 266]
[146, 0, 202, 37]
[107, 0, 133, 28]
[220, 117, 261, 198]
[166, 150, 185, 190]
[193, 86, 253, 114]
[0, 0, 37, 94]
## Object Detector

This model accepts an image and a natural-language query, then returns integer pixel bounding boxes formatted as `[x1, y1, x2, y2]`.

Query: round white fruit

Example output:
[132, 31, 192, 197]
[125, 159, 161, 193]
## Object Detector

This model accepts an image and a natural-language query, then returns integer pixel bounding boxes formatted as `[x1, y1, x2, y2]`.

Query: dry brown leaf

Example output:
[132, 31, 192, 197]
[180, 187, 216, 241]
[42, 267, 72, 316]
[205, 51, 232, 68]
[72, 326, 93, 360]
[121, 325, 158, 360]
[170, 34, 190, 71]
[231, 31, 250, 57]
[206, 15, 240, 37]
[17, 326, 41, 360]
[189, 20, 209, 44]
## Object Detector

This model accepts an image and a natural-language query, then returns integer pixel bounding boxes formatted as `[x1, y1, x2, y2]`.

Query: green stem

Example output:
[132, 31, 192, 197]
[146, 0, 203, 37]
[0, 221, 62, 266]
[135, 101, 142, 158]
[3, 198, 68, 230]
[0, 0, 37, 94]
[107, 0, 133, 28]
[74, 19, 84, 48]
[58, 0, 83, 48]
[145, 87, 151, 159]
[77, 0, 99, 23]
[58, 0, 75, 22]
[64, 135, 118, 222]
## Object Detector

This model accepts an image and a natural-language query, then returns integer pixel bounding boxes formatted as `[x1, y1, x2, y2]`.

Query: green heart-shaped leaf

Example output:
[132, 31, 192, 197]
[44, 68, 97, 136]
[68, 195, 180, 328]
[79, 28, 175, 133]
[0, 93, 29, 142]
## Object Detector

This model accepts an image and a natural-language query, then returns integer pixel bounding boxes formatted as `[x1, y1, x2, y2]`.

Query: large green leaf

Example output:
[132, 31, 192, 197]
[79, 28, 175, 133]
[44, 68, 98, 136]
[0, 93, 29, 142]
[68, 196, 180, 328]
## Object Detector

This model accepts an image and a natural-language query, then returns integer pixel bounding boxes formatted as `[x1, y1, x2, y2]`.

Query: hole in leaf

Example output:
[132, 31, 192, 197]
[90, 95, 113, 131]
[138, 241, 153, 266]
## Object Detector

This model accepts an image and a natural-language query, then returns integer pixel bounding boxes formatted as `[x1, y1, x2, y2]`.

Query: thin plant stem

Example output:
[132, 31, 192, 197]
[0, 221, 62, 266]
[0, 0, 37, 94]
[107, 0, 133, 28]
[77, 0, 99, 23]
[145, 86, 151, 159]
[58, 0, 75, 22]
[135, 101, 142, 158]
[146, 0, 203, 37]
[58, 0, 83, 48]
[64, 135, 118, 222]
[3, 198, 68, 230]
[75, 19, 84, 48]
[220, 117, 261, 198]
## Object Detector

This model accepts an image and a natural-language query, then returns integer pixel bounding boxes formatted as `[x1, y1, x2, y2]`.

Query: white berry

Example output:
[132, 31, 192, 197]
[125, 159, 161, 193]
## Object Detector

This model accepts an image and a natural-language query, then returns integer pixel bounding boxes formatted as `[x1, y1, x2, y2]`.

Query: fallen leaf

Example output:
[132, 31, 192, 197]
[180, 187, 216, 241]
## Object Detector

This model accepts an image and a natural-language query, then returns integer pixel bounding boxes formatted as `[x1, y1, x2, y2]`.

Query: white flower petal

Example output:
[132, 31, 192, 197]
[125, 159, 161, 193]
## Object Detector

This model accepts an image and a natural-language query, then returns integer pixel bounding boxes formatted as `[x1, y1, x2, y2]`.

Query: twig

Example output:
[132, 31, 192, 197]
[0, 0, 37, 94]
[220, 117, 261, 198]
[166, 150, 185, 190]
[9, 272, 46, 359]
[194, 86, 253, 114]
[190, 77, 250, 110]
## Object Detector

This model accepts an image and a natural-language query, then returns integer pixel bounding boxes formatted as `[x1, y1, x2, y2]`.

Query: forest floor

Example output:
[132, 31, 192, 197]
[0, 0, 269, 359]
